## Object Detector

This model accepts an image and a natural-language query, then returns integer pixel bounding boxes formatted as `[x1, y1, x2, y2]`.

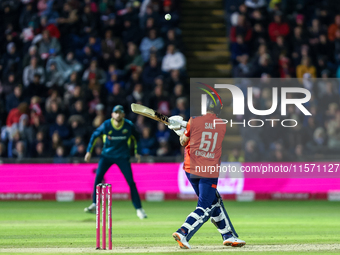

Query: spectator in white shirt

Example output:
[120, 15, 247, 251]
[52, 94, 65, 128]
[22, 57, 45, 87]
[161, 44, 186, 72]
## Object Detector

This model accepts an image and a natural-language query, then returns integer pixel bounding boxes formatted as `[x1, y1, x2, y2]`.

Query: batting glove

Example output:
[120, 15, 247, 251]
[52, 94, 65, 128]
[168, 116, 187, 130]
[173, 127, 186, 136]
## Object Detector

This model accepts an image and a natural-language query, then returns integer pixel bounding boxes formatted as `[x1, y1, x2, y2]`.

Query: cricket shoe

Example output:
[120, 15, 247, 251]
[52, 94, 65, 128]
[84, 203, 96, 214]
[222, 232, 246, 247]
[136, 208, 147, 219]
[172, 232, 191, 249]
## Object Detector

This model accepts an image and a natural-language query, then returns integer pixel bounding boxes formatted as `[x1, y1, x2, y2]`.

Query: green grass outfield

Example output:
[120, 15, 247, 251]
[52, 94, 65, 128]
[0, 200, 339, 255]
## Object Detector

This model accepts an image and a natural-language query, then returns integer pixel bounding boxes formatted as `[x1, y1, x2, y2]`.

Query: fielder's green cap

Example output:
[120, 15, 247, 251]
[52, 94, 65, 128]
[112, 105, 124, 113]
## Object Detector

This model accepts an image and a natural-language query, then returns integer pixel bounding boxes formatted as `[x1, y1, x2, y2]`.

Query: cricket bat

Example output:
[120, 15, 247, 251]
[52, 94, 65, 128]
[131, 103, 187, 128]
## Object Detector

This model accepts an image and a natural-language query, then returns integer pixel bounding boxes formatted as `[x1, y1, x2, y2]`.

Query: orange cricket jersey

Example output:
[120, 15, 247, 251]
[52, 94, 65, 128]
[183, 113, 226, 178]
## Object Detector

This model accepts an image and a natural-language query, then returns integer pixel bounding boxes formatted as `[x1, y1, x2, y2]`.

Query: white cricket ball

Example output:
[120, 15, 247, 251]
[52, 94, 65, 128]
[165, 14, 171, 21]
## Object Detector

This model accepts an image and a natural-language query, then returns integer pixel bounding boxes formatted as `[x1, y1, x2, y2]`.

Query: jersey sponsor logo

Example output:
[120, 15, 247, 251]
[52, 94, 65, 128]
[122, 129, 128, 134]
[107, 136, 126, 140]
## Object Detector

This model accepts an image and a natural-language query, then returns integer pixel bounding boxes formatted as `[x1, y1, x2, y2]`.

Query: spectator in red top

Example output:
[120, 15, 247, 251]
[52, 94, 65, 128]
[36, 16, 61, 39]
[328, 14, 340, 42]
[6, 102, 28, 127]
[268, 12, 290, 42]
[230, 15, 252, 43]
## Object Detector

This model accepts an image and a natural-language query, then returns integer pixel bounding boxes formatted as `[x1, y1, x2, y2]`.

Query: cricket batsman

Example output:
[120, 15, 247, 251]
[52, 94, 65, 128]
[168, 94, 246, 248]
[84, 105, 147, 219]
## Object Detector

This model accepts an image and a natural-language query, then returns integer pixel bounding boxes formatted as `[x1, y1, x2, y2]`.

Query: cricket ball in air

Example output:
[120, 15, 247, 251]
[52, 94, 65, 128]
[165, 14, 171, 21]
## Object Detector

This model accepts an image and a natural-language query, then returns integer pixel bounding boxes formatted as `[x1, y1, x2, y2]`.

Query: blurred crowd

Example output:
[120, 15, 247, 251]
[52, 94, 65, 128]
[0, 0, 188, 160]
[228, 0, 340, 161]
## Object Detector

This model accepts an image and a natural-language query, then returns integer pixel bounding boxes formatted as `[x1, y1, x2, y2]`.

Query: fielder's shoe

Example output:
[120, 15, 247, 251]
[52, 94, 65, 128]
[136, 208, 147, 219]
[84, 203, 96, 214]
[172, 232, 191, 249]
[222, 232, 246, 247]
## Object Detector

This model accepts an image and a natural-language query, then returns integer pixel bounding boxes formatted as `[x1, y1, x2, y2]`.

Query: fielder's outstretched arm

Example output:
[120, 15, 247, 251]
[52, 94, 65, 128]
[87, 123, 105, 153]
[85, 123, 105, 162]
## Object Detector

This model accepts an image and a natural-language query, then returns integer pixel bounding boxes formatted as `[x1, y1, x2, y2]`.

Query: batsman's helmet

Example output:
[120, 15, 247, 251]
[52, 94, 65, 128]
[206, 93, 223, 116]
